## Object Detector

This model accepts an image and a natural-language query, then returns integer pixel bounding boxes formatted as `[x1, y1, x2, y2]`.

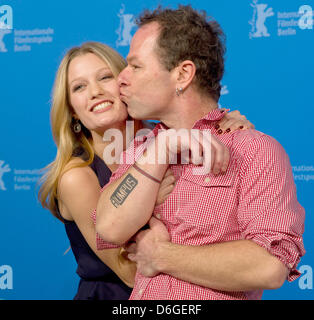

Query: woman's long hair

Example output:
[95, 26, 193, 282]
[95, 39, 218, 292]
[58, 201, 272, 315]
[38, 42, 127, 221]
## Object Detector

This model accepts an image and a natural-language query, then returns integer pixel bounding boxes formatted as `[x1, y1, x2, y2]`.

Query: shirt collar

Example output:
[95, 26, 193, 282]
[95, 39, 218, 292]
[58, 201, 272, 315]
[193, 108, 227, 128]
[143, 108, 227, 140]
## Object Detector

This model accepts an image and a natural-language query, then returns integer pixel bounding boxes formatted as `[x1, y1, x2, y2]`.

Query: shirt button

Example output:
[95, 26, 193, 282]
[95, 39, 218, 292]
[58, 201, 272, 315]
[139, 289, 144, 295]
[204, 177, 210, 183]
[156, 214, 161, 219]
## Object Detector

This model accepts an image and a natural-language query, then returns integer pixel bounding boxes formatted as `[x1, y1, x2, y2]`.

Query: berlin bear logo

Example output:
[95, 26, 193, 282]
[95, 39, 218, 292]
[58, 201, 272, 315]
[116, 4, 136, 47]
[0, 160, 11, 191]
[0, 27, 11, 52]
[249, 0, 274, 38]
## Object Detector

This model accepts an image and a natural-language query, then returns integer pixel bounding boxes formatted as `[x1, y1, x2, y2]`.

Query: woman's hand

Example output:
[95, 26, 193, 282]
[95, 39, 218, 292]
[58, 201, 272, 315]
[156, 168, 176, 206]
[216, 109, 255, 134]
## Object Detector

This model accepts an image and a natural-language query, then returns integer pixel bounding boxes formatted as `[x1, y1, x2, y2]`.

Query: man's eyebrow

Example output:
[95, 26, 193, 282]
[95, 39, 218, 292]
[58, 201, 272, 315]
[126, 55, 137, 63]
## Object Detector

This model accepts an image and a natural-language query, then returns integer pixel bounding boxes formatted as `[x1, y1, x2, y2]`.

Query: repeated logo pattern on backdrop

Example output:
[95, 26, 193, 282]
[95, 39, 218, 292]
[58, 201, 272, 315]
[0, 0, 313, 300]
[249, 0, 313, 38]
[0, 4, 54, 53]
[0, 161, 10, 191]
[116, 4, 137, 47]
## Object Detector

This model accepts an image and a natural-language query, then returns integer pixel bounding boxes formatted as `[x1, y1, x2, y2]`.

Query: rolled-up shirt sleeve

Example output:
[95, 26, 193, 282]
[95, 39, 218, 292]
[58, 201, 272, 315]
[91, 208, 120, 250]
[237, 134, 305, 281]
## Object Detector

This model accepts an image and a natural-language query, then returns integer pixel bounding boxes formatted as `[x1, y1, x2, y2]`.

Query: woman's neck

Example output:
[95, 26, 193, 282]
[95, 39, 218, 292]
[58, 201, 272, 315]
[90, 119, 144, 172]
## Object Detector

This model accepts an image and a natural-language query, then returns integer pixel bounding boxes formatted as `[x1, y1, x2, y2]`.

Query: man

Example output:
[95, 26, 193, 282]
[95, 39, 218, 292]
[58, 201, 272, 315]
[94, 5, 305, 299]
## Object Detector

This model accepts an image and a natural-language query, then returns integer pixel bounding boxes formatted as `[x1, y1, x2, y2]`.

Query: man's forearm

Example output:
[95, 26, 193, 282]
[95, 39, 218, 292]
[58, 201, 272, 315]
[154, 239, 289, 291]
[96, 159, 168, 245]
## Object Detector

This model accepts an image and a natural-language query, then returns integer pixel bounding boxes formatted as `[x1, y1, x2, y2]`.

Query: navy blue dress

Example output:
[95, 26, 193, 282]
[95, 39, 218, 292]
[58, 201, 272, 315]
[56, 153, 132, 300]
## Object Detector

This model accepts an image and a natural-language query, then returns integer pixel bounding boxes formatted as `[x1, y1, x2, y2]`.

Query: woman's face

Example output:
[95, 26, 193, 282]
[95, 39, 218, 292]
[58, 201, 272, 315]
[67, 53, 128, 133]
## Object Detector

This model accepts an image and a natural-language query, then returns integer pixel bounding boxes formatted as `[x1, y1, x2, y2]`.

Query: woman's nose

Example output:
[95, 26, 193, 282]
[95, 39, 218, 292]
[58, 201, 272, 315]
[89, 80, 104, 99]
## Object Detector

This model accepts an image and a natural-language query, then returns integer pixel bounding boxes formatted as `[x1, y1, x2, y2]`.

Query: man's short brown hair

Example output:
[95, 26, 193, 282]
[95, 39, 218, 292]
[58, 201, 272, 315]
[137, 5, 226, 102]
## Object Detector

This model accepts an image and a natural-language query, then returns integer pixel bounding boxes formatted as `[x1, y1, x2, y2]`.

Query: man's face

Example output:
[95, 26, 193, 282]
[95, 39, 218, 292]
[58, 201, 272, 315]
[118, 22, 175, 121]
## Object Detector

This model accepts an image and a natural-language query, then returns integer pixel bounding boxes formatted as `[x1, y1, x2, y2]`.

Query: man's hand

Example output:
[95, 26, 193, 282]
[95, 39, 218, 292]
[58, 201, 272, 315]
[125, 217, 170, 277]
[154, 129, 229, 176]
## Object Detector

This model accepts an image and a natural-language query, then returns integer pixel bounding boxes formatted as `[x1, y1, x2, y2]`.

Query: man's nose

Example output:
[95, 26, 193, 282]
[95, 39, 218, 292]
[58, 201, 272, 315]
[118, 67, 129, 87]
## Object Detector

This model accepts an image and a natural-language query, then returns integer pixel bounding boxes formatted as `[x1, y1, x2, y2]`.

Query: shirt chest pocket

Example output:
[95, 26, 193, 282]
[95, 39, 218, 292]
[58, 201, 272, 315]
[175, 166, 238, 239]
[180, 164, 236, 188]
[179, 168, 236, 212]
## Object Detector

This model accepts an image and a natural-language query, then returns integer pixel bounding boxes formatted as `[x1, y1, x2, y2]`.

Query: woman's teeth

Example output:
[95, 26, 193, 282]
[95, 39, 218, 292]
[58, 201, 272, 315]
[93, 102, 112, 112]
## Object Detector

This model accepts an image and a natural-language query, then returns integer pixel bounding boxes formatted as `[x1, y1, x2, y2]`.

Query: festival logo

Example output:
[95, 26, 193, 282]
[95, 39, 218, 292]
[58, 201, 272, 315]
[293, 165, 314, 182]
[0, 5, 13, 29]
[299, 265, 313, 290]
[0, 265, 13, 290]
[116, 4, 136, 47]
[298, 5, 313, 30]
[0, 26, 11, 52]
[0, 160, 11, 191]
[0, 5, 13, 53]
[249, 1, 313, 38]
[0, 4, 54, 53]
[249, 0, 274, 38]
[220, 84, 229, 96]
[0, 161, 43, 192]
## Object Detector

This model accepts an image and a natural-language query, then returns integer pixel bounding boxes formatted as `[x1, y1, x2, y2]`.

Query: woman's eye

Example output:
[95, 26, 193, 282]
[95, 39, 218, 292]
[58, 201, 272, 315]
[100, 74, 113, 81]
[73, 84, 84, 92]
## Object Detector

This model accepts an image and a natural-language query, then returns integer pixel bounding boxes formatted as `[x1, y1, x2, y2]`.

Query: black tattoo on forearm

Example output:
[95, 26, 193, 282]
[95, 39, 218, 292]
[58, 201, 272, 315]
[110, 174, 138, 208]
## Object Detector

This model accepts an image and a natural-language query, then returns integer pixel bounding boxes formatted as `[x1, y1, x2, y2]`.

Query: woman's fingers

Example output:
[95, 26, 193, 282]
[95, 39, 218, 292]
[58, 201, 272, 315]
[217, 110, 255, 133]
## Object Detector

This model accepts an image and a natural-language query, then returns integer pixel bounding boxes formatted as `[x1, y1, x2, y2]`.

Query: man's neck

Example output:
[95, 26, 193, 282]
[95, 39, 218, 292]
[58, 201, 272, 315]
[160, 92, 218, 130]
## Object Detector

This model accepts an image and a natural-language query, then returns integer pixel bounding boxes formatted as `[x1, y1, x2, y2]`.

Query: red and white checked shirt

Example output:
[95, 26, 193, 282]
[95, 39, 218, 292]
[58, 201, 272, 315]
[92, 108, 305, 300]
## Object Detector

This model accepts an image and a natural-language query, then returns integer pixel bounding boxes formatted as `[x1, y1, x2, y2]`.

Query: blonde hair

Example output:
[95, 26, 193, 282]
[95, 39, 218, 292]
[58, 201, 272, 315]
[38, 42, 127, 220]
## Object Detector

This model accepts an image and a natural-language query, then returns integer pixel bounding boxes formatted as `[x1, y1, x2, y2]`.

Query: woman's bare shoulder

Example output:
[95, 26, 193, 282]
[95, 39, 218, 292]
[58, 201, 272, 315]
[59, 158, 99, 197]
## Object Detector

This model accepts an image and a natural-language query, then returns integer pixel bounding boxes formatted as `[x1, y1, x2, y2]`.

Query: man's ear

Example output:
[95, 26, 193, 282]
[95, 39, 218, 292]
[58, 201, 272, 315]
[175, 60, 196, 91]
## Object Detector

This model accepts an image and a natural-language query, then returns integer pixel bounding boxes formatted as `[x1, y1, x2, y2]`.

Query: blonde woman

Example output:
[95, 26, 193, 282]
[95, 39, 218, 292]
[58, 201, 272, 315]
[39, 42, 253, 300]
